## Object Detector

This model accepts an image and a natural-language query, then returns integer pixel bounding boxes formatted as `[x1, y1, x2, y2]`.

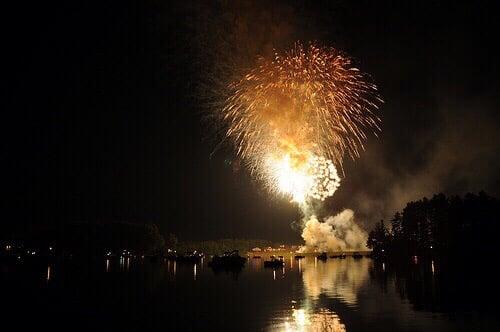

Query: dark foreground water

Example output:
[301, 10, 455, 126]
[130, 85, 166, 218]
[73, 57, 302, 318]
[1, 256, 498, 331]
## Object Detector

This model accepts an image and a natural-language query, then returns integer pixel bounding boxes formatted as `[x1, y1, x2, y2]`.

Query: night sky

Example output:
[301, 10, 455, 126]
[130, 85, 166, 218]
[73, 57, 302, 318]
[3, 1, 500, 242]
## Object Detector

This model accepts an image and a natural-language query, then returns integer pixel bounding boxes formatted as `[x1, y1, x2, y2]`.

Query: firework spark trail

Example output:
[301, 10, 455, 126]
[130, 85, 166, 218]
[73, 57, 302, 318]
[220, 42, 381, 203]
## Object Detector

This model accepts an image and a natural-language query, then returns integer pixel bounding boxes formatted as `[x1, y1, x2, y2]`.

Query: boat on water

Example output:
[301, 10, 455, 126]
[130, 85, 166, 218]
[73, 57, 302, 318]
[317, 252, 328, 261]
[264, 257, 284, 268]
[208, 250, 247, 269]
[330, 253, 347, 259]
[176, 251, 204, 263]
[164, 252, 177, 260]
[352, 252, 363, 259]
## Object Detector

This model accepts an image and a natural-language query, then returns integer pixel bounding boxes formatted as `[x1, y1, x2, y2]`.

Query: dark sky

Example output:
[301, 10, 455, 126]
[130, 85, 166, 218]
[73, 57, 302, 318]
[3, 1, 500, 242]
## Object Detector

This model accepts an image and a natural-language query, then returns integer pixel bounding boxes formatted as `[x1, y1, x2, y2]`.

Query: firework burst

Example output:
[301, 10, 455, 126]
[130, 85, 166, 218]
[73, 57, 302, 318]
[220, 42, 381, 202]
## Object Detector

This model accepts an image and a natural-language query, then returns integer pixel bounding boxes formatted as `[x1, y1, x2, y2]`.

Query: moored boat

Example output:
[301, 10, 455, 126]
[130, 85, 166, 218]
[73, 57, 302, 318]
[264, 257, 284, 268]
[352, 252, 363, 259]
[208, 250, 247, 269]
[330, 253, 346, 259]
[317, 252, 328, 261]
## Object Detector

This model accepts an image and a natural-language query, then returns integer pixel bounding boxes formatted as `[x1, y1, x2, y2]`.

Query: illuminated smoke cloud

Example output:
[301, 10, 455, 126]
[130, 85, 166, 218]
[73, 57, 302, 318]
[301, 209, 368, 252]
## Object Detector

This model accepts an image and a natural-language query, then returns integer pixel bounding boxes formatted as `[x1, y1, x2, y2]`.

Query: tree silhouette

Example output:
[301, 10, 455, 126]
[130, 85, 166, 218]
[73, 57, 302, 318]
[367, 192, 500, 262]
[367, 220, 391, 259]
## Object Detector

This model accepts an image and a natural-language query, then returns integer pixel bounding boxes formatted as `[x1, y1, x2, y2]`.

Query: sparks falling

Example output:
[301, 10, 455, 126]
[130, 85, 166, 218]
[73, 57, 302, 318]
[221, 42, 381, 203]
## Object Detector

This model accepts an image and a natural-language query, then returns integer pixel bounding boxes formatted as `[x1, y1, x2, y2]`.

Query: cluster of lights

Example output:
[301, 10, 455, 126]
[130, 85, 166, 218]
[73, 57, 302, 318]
[4, 245, 54, 253]
[308, 156, 341, 201]
[268, 153, 341, 203]
[106, 250, 134, 258]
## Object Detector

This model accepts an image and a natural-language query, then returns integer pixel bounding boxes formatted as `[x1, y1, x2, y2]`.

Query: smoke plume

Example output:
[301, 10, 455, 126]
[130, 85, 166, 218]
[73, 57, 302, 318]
[300, 209, 368, 252]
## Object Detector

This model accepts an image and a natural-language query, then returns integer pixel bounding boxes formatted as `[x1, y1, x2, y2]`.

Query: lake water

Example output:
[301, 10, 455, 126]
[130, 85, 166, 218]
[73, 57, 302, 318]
[1, 256, 497, 331]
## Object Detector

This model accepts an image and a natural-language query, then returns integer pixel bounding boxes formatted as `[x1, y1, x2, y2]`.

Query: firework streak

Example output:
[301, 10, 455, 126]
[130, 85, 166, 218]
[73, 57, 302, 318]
[220, 43, 382, 203]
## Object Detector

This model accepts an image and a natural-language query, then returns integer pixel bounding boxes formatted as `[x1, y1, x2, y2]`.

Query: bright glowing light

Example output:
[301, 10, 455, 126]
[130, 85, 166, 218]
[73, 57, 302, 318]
[293, 309, 307, 326]
[270, 154, 312, 203]
[219, 42, 381, 203]
[278, 307, 346, 332]
[267, 153, 341, 203]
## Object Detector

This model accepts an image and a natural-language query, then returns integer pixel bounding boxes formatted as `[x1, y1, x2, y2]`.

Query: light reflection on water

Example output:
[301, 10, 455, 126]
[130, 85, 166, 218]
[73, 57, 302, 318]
[90, 255, 367, 331]
[302, 258, 369, 305]
[267, 257, 368, 331]
[2, 255, 496, 331]
[275, 307, 346, 332]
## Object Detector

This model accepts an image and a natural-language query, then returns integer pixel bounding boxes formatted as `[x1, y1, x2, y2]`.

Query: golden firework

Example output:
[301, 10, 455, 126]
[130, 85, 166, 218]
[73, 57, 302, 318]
[221, 42, 381, 202]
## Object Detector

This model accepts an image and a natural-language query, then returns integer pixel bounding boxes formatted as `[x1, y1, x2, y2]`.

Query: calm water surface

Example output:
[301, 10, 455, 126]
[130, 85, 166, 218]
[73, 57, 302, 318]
[1, 256, 497, 331]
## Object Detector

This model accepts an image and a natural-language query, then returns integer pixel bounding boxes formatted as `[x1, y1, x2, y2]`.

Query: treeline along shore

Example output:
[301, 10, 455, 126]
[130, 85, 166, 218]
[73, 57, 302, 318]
[367, 191, 500, 263]
[2, 191, 498, 263]
[1, 219, 284, 259]
[366, 192, 500, 312]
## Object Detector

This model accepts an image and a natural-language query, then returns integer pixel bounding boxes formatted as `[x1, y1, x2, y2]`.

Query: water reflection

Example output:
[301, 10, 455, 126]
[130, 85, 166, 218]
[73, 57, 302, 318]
[269, 258, 370, 331]
[272, 307, 346, 332]
[302, 258, 370, 305]
[1, 255, 498, 331]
